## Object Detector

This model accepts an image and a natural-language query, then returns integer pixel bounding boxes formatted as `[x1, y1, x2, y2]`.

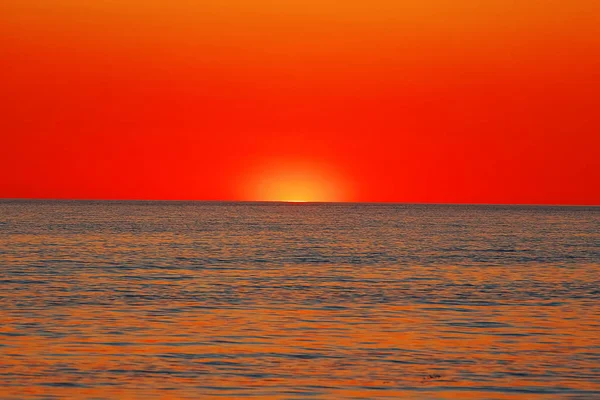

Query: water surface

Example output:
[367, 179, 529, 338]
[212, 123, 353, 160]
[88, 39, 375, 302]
[1, 201, 599, 399]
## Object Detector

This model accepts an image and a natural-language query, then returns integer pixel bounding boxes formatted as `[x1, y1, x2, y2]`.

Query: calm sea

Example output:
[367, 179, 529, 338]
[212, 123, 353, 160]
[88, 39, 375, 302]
[1, 200, 599, 399]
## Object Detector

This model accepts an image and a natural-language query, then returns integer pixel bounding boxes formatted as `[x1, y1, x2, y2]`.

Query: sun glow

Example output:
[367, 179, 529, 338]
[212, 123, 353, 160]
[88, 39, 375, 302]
[258, 174, 330, 202]
[242, 159, 351, 203]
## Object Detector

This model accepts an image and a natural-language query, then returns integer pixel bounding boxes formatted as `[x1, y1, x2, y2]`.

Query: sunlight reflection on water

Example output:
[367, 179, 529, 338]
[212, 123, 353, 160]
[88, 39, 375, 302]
[1, 201, 599, 399]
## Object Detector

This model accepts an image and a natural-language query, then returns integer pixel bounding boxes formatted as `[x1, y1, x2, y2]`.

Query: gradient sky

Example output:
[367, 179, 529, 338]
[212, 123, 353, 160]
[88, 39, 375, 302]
[1, 1, 599, 204]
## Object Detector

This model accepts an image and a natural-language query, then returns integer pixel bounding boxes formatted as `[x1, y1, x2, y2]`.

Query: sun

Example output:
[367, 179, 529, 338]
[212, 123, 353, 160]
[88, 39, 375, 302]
[241, 159, 351, 203]
[260, 173, 328, 202]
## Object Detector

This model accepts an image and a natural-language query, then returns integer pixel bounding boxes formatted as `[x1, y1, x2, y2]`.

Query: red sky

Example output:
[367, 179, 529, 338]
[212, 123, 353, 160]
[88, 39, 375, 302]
[1, 1, 599, 204]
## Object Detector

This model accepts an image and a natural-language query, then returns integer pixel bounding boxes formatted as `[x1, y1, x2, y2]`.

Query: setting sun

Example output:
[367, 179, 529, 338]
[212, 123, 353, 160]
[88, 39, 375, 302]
[241, 159, 351, 203]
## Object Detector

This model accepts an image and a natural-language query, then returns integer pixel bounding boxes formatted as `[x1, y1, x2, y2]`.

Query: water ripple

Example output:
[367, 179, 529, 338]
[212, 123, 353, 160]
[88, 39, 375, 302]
[1, 201, 599, 399]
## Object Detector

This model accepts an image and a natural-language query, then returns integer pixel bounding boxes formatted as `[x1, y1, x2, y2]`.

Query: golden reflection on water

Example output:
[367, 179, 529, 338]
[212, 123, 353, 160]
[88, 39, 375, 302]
[1, 201, 599, 398]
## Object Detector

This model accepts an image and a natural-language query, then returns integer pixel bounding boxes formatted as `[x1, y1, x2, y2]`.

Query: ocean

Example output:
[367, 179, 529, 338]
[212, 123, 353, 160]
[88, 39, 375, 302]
[1, 200, 599, 399]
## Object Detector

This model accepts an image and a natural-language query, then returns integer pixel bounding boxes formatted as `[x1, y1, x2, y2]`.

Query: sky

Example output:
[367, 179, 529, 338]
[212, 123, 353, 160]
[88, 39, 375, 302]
[1, 1, 599, 204]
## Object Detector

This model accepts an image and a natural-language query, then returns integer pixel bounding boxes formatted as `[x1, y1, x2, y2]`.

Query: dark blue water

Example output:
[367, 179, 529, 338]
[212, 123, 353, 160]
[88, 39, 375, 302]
[1, 201, 599, 399]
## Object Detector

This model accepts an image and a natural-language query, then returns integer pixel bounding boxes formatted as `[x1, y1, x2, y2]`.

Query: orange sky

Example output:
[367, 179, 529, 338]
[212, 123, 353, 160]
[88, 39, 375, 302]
[1, 1, 599, 204]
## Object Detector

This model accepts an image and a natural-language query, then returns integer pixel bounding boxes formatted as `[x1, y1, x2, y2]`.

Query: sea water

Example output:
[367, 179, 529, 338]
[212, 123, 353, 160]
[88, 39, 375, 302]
[1, 200, 599, 399]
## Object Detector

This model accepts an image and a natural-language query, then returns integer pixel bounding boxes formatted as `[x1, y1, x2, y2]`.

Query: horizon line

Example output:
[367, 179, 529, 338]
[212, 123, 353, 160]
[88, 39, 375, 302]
[1, 198, 598, 207]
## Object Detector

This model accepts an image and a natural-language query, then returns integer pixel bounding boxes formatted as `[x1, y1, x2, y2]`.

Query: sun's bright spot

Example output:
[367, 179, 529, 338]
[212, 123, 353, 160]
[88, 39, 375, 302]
[260, 173, 330, 202]
[242, 159, 350, 203]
